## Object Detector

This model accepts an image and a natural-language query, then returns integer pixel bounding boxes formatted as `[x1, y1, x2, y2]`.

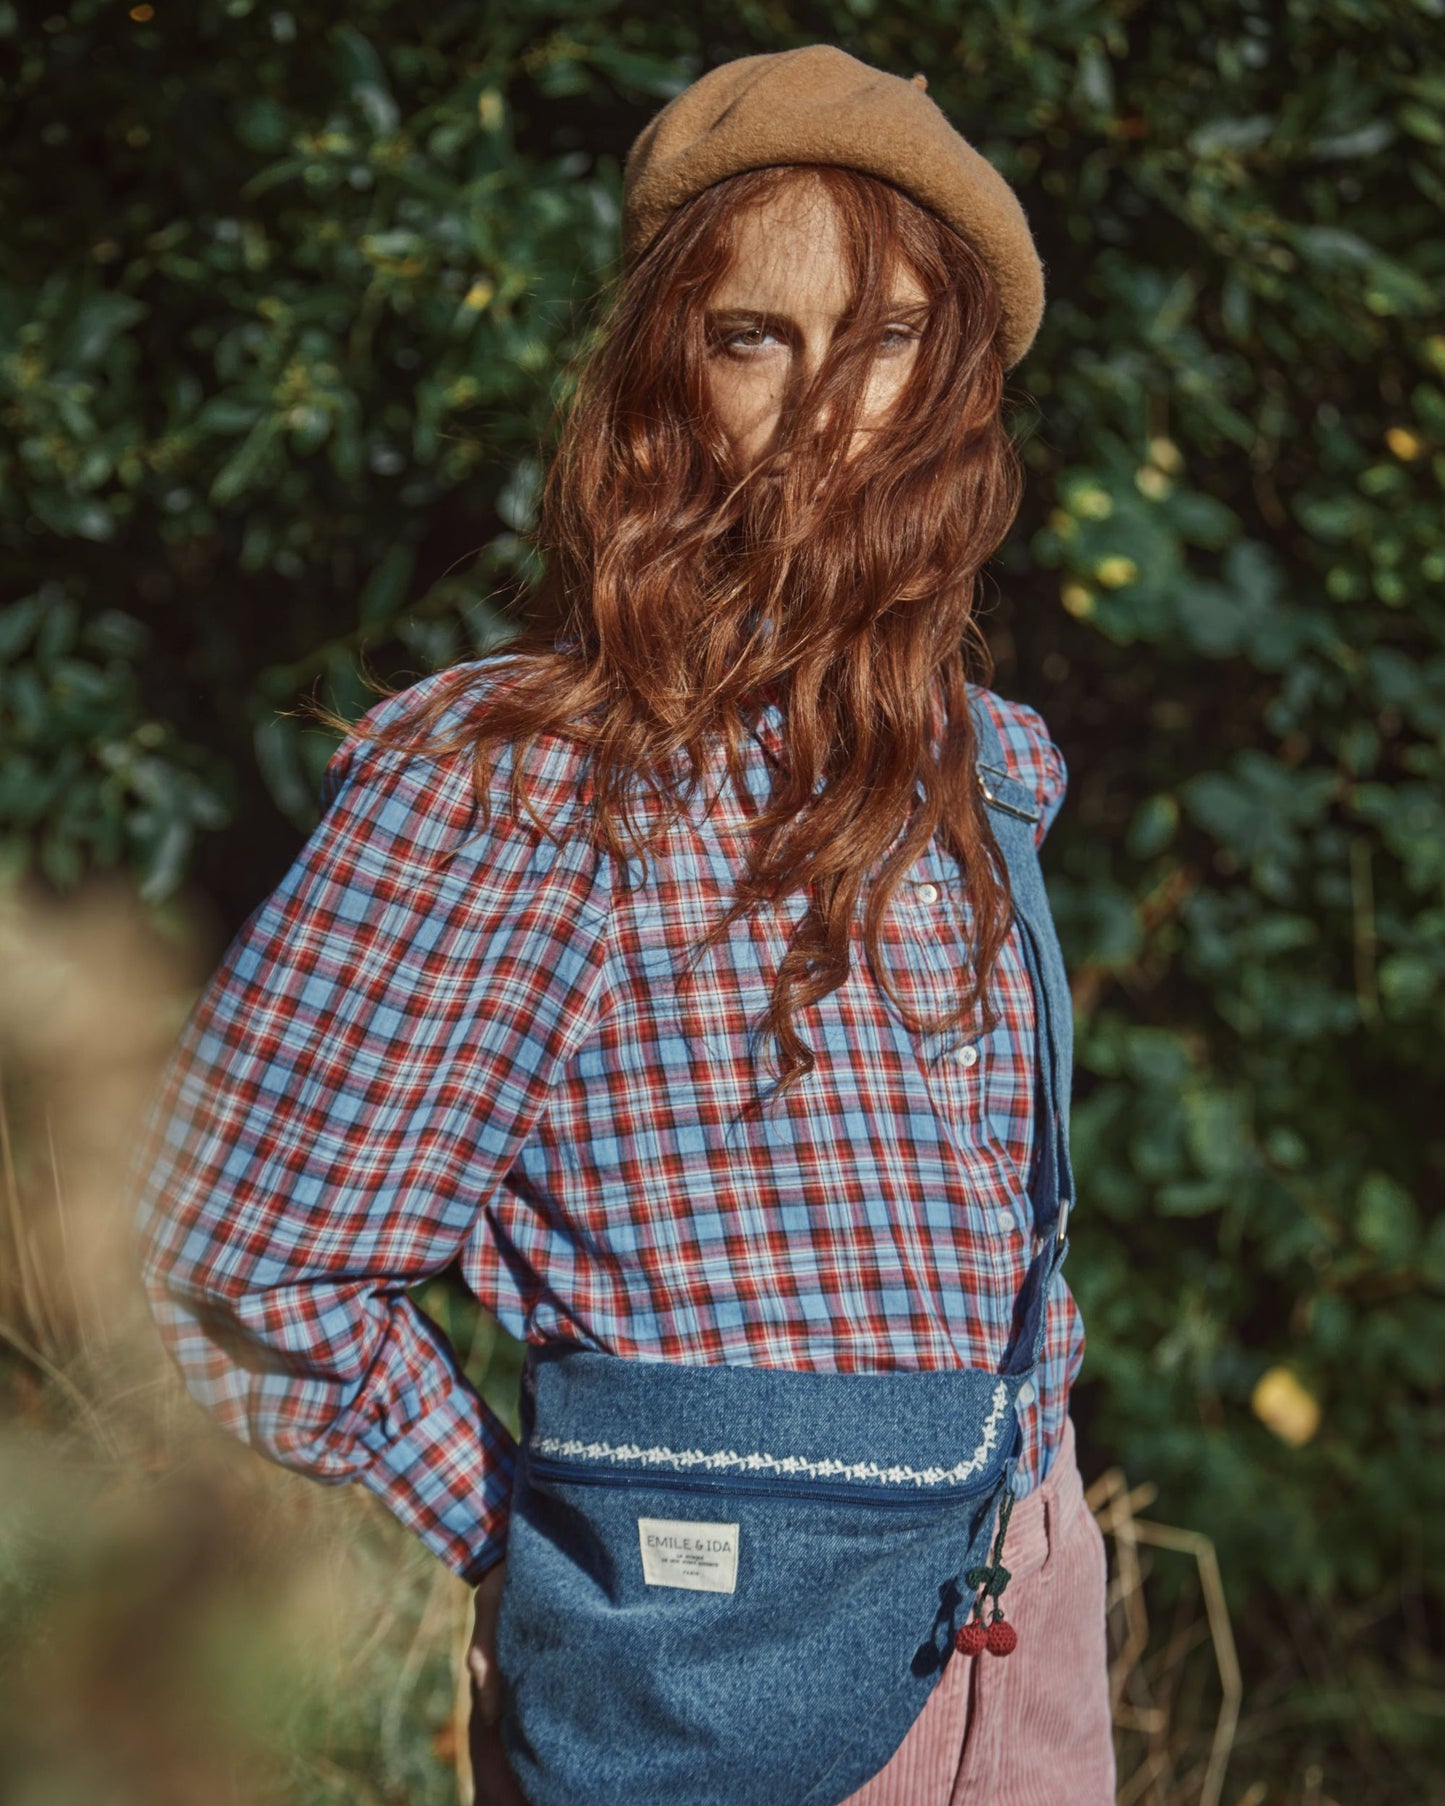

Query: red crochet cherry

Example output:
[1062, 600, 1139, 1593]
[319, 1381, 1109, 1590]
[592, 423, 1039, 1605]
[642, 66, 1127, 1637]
[954, 1621, 989, 1656]
[985, 1618, 1018, 1656]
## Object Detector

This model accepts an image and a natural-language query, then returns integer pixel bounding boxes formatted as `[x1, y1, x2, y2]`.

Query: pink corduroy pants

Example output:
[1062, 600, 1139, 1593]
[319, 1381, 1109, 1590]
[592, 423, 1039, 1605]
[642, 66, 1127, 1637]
[840, 1415, 1115, 1806]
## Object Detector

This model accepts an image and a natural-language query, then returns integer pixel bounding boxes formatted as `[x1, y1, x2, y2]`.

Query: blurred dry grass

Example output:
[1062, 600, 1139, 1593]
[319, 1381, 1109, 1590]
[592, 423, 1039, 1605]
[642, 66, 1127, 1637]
[1092, 1469, 1241, 1806]
[0, 882, 1430, 1806]
[0, 881, 478, 1806]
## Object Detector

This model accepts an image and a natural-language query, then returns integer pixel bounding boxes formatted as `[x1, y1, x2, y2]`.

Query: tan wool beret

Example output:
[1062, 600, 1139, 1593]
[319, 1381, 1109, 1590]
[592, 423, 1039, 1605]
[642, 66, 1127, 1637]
[621, 44, 1046, 370]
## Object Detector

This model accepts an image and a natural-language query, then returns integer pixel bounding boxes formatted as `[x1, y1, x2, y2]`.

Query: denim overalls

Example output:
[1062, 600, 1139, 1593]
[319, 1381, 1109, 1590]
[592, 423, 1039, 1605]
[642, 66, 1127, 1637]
[493, 690, 1077, 1806]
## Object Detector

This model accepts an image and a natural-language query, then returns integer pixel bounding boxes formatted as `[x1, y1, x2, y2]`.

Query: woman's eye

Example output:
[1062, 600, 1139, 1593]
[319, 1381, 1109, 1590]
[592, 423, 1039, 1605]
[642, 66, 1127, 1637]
[714, 323, 920, 355]
[720, 325, 778, 352]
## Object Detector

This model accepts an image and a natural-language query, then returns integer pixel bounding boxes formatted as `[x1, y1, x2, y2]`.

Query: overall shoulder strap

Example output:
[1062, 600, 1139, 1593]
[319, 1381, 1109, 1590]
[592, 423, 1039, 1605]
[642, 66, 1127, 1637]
[966, 682, 1007, 770]
[965, 687, 1074, 1200]
[966, 685, 1074, 1377]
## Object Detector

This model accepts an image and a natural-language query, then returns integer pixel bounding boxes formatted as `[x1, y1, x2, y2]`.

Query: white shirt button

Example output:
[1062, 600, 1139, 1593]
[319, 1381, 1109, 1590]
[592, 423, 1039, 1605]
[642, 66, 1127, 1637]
[915, 881, 940, 904]
[954, 1043, 979, 1068]
[1017, 1380, 1036, 1408]
[994, 1208, 1015, 1234]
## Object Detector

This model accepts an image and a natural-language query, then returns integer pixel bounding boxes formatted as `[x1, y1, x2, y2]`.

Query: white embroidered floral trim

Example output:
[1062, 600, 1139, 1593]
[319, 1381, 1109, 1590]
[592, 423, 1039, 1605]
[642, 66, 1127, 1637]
[531, 1377, 1011, 1488]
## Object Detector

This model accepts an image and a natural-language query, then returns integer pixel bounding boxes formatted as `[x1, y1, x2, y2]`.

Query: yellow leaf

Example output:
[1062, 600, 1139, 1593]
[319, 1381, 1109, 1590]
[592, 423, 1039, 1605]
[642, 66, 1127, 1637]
[1148, 435, 1184, 474]
[1073, 485, 1114, 520]
[1386, 426, 1423, 460]
[1095, 555, 1138, 588]
[1250, 1366, 1321, 1446]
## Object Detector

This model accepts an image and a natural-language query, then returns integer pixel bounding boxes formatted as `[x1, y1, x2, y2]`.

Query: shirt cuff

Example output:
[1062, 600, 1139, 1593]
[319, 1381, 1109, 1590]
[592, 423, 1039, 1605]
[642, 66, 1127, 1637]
[352, 1355, 517, 1586]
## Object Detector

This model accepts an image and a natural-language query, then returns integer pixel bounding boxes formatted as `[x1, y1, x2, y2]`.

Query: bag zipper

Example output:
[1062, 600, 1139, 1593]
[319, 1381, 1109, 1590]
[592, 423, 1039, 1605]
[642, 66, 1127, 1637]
[525, 1449, 1004, 1510]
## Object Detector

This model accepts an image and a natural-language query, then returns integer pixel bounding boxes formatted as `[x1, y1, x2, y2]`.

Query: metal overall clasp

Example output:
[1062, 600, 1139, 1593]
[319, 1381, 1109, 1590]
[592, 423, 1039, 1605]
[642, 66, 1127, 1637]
[976, 763, 1042, 823]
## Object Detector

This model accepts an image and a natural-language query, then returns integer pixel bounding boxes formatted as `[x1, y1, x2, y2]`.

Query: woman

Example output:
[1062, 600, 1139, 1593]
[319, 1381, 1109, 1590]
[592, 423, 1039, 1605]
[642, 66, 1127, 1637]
[130, 44, 1113, 1806]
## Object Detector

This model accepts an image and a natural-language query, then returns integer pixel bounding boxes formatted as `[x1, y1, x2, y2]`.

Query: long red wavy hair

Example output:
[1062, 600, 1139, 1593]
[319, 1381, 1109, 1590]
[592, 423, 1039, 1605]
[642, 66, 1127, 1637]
[329, 162, 1028, 1111]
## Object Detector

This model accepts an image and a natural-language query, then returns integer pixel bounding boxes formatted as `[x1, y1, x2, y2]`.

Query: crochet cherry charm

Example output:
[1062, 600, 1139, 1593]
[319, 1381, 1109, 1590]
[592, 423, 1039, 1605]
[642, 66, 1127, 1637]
[954, 1620, 989, 1656]
[985, 1618, 1018, 1656]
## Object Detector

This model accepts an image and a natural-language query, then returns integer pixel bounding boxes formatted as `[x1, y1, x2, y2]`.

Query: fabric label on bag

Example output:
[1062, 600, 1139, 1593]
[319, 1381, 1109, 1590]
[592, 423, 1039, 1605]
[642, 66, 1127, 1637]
[637, 1517, 740, 1593]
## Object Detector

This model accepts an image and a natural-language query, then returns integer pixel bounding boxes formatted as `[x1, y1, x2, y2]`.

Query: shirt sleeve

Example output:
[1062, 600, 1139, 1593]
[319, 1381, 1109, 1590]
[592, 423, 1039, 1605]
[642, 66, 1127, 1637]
[126, 675, 610, 1586]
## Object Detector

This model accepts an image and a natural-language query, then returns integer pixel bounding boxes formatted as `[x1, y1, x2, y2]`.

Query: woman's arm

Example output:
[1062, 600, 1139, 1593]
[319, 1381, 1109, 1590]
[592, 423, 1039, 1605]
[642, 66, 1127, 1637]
[126, 672, 610, 1584]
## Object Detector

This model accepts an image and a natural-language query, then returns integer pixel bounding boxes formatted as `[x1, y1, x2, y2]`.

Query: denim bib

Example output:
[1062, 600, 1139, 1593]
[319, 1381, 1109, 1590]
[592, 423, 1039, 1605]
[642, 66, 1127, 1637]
[494, 692, 1077, 1806]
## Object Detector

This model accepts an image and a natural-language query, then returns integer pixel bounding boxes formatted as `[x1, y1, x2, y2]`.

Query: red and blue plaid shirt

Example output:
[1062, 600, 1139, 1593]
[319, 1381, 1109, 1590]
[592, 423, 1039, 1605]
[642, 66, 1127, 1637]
[131, 657, 1083, 1586]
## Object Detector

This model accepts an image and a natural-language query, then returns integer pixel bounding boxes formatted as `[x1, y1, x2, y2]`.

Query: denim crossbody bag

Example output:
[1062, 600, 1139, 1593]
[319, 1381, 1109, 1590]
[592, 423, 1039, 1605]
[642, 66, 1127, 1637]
[494, 694, 1077, 1806]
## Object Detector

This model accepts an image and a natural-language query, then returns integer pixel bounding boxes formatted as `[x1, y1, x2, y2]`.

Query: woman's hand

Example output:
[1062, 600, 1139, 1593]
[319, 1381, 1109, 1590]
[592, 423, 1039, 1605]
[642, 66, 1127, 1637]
[466, 1561, 529, 1806]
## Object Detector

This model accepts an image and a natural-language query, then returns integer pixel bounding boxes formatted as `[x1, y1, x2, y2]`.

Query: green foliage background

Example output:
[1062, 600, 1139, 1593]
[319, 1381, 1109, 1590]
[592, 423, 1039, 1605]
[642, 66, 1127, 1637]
[5, 0, 1444, 1793]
